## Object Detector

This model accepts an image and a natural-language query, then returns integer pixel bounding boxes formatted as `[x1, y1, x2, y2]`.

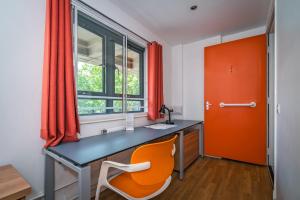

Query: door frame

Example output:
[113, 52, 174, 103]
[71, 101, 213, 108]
[267, 17, 275, 181]
[266, 0, 275, 195]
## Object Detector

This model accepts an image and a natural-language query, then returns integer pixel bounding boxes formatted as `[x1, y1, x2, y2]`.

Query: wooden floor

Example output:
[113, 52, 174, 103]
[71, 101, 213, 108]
[99, 157, 273, 200]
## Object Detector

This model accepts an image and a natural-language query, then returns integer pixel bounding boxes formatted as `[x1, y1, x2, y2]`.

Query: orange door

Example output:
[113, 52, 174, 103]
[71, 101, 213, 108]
[204, 35, 267, 165]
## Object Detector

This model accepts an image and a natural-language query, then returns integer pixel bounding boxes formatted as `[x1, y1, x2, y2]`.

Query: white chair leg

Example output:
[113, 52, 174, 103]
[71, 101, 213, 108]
[94, 160, 151, 199]
[95, 181, 102, 200]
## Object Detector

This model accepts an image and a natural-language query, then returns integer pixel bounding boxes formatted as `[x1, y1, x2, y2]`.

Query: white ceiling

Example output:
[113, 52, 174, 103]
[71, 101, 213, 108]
[110, 0, 271, 45]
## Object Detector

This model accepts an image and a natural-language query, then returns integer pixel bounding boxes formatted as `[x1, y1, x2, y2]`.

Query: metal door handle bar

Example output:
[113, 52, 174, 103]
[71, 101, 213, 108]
[219, 102, 256, 108]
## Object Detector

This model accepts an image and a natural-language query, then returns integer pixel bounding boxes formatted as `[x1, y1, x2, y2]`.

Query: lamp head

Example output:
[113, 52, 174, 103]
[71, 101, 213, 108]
[159, 104, 166, 114]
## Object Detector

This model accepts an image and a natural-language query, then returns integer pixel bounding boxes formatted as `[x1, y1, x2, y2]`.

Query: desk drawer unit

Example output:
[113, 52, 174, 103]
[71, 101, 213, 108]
[175, 129, 200, 171]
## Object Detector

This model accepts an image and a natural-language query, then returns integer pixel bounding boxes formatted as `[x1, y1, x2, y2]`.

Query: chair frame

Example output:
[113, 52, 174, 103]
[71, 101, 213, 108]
[95, 144, 176, 200]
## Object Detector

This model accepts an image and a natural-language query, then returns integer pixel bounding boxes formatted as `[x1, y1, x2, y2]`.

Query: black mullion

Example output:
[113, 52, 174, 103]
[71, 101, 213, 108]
[139, 47, 144, 98]
[101, 35, 106, 97]
[111, 40, 117, 97]
[106, 37, 114, 114]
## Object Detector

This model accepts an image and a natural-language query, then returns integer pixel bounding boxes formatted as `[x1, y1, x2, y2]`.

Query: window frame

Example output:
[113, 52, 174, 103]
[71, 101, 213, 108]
[74, 10, 146, 116]
[126, 41, 145, 99]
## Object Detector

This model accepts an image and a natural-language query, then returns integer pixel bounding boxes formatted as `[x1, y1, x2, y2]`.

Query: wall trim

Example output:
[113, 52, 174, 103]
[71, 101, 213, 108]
[80, 113, 147, 125]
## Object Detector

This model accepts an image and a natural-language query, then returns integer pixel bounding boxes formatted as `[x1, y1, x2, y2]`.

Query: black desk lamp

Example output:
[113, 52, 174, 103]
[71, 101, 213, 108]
[159, 104, 174, 124]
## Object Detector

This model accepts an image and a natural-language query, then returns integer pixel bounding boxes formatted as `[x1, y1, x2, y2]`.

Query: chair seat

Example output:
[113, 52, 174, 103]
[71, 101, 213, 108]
[109, 172, 165, 198]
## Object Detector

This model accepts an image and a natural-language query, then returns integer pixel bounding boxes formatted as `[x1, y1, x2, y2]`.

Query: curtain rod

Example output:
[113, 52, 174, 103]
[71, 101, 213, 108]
[73, 0, 151, 44]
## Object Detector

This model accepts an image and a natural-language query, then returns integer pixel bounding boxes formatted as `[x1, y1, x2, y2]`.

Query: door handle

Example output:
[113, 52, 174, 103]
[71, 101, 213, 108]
[219, 102, 256, 108]
[206, 101, 212, 110]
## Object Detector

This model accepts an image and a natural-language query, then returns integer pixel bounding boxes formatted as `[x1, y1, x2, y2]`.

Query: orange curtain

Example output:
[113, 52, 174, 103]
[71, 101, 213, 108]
[40, 0, 79, 147]
[147, 42, 164, 120]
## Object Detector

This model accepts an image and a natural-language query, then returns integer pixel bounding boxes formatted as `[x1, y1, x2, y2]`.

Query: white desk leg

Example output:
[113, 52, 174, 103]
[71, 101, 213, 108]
[45, 154, 55, 200]
[79, 165, 91, 200]
[179, 131, 184, 180]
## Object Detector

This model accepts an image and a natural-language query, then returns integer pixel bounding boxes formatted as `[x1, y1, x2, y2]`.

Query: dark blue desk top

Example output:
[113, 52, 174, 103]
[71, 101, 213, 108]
[47, 120, 202, 166]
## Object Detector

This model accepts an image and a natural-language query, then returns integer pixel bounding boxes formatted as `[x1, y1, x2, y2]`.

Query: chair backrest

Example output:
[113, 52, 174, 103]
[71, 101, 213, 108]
[130, 135, 177, 186]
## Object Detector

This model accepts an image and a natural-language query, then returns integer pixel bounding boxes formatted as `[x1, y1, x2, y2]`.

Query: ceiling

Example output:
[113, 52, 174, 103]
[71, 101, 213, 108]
[110, 0, 271, 45]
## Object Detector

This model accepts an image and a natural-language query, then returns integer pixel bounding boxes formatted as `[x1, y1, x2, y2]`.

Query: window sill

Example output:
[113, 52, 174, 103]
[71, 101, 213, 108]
[79, 112, 148, 125]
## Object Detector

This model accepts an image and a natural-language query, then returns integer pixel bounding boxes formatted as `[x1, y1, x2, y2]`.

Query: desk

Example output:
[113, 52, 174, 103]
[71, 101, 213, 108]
[0, 165, 31, 200]
[44, 120, 203, 200]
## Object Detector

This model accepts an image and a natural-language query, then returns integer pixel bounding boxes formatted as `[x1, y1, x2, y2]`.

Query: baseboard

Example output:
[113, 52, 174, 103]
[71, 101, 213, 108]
[28, 192, 44, 200]
[205, 154, 222, 159]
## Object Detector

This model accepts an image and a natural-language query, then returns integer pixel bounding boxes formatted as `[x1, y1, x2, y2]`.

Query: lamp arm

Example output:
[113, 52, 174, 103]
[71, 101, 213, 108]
[165, 107, 174, 124]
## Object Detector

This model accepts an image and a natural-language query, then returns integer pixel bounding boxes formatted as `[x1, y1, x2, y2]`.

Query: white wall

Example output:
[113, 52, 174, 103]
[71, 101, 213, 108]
[170, 26, 266, 121]
[182, 36, 221, 120]
[0, 0, 172, 199]
[0, 1, 45, 198]
[170, 45, 183, 116]
[275, 0, 300, 199]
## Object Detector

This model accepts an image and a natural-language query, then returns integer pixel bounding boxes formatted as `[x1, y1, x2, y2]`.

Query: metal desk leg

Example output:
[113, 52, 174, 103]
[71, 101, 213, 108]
[44, 150, 91, 200]
[201, 122, 204, 158]
[45, 154, 55, 200]
[179, 131, 184, 180]
[200, 122, 204, 157]
[79, 165, 91, 200]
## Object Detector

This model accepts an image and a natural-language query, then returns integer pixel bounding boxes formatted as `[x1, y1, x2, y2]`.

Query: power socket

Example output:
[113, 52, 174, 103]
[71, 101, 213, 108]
[107, 126, 125, 133]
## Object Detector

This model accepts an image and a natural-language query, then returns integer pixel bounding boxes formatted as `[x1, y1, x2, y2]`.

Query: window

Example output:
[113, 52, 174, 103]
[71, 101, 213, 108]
[74, 11, 145, 115]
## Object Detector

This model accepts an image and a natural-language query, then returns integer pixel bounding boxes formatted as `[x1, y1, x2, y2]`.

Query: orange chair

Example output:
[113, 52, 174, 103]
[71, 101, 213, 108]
[95, 135, 178, 200]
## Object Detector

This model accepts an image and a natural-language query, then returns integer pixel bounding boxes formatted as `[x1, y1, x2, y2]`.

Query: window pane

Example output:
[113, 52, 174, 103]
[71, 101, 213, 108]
[115, 69, 123, 94]
[127, 49, 140, 95]
[77, 26, 104, 93]
[113, 100, 123, 113]
[78, 99, 106, 115]
[78, 62, 103, 92]
[127, 101, 141, 112]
